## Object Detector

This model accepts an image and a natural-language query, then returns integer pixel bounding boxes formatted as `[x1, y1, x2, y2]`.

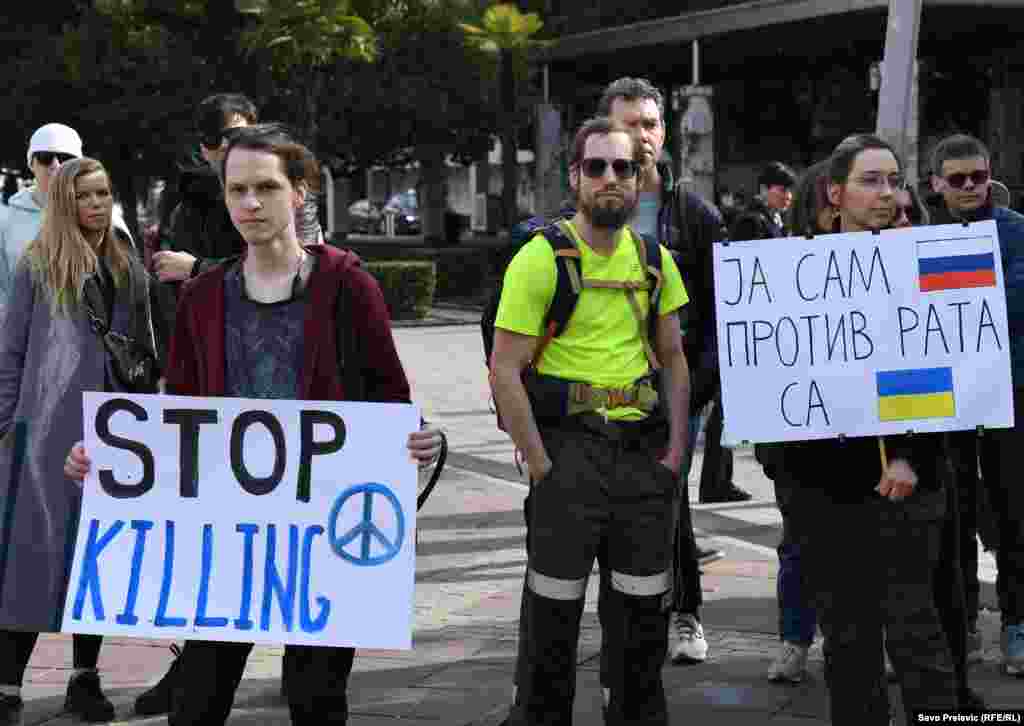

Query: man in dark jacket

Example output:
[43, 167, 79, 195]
[150, 94, 257, 336]
[730, 161, 796, 241]
[598, 77, 727, 668]
[927, 133, 1024, 678]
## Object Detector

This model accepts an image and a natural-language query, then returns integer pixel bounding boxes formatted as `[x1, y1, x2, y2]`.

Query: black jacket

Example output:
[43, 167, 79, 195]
[730, 197, 786, 241]
[153, 164, 246, 342]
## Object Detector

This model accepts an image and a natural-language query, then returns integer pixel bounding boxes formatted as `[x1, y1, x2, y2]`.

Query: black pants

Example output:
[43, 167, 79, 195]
[788, 485, 957, 726]
[973, 386, 1024, 626]
[933, 457, 970, 700]
[698, 393, 734, 501]
[0, 630, 102, 686]
[511, 421, 674, 726]
[168, 640, 354, 726]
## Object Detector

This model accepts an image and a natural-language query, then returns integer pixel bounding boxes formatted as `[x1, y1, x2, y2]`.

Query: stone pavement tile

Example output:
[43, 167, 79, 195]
[700, 596, 780, 635]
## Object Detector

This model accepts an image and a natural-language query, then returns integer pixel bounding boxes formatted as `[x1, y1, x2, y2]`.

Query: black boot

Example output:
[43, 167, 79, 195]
[134, 644, 182, 716]
[65, 671, 115, 722]
[0, 694, 23, 726]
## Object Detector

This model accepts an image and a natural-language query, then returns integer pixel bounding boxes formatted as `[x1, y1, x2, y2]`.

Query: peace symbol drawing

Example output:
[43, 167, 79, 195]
[327, 483, 406, 566]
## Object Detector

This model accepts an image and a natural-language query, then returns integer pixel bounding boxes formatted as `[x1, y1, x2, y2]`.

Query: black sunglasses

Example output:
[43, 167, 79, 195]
[33, 152, 75, 166]
[944, 170, 990, 189]
[200, 126, 246, 149]
[579, 157, 638, 179]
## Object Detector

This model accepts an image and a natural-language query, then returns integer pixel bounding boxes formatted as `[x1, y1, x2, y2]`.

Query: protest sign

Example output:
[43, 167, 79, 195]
[715, 221, 1014, 444]
[62, 393, 420, 649]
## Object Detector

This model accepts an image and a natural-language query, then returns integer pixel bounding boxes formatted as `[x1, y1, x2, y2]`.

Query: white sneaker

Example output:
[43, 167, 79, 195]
[767, 641, 809, 683]
[670, 613, 708, 663]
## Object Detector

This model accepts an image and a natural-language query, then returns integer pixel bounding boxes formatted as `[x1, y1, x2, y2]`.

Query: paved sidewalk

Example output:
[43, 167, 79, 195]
[16, 325, 1019, 725]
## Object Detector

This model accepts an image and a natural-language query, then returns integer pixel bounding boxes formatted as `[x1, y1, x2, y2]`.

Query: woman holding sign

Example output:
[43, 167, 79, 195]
[0, 157, 164, 724]
[776, 135, 961, 725]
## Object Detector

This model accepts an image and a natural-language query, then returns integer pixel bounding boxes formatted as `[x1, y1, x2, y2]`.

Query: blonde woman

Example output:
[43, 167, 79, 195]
[0, 158, 163, 724]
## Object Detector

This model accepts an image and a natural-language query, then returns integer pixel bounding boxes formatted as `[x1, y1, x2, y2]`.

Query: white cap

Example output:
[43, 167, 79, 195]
[27, 123, 83, 167]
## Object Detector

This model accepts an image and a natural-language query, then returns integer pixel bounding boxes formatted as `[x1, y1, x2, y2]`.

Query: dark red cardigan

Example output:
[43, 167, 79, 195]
[165, 244, 411, 404]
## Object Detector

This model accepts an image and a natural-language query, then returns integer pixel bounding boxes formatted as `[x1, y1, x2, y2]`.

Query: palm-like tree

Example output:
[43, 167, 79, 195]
[461, 3, 546, 232]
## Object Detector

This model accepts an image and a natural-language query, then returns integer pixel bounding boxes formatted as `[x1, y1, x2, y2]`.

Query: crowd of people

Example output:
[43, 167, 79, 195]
[0, 77, 1019, 726]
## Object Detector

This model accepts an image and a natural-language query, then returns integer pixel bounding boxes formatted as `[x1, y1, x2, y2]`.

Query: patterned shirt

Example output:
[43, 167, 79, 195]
[223, 262, 306, 399]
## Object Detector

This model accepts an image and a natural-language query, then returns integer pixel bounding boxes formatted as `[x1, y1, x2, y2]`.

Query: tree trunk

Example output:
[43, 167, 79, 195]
[500, 52, 518, 232]
[416, 144, 446, 244]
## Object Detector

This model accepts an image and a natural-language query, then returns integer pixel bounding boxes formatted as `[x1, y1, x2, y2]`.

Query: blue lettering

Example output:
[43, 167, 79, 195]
[72, 519, 124, 621]
[116, 520, 154, 625]
[235, 523, 259, 631]
[260, 524, 298, 631]
[195, 524, 229, 627]
[300, 525, 330, 633]
[155, 521, 187, 627]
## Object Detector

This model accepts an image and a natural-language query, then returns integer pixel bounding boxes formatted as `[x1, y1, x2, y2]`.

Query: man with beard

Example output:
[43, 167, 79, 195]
[928, 133, 1024, 677]
[490, 116, 690, 725]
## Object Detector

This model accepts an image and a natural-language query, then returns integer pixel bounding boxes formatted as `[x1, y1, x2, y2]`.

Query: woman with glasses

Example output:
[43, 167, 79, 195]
[774, 135, 961, 725]
[0, 158, 163, 724]
[0, 124, 133, 312]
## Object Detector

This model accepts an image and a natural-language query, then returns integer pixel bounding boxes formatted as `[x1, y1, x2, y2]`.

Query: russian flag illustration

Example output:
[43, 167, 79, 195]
[877, 367, 956, 422]
[918, 236, 996, 292]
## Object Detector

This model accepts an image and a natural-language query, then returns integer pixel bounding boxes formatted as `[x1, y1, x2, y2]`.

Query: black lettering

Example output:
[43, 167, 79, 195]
[722, 258, 743, 306]
[775, 317, 800, 367]
[800, 315, 819, 366]
[825, 314, 848, 362]
[749, 257, 773, 304]
[924, 304, 950, 356]
[897, 306, 919, 357]
[297, 411, 347, 503]
[806, 380, 831, 426]
[163, 409, 218, 498]
[725, 321, 750, 367]
[780, 382, 801, 427]
[751, 320, 774, 366]
[796, 253, 817, 302]
[230, 411, 287, 496]
[823, 250, 847, 299]
[949, 301, 970, 353]
[96, 398, 154, 498]
[977, 298, 1002, 352]
[850, 310, 874, 360]
[848, 246, 892, 296]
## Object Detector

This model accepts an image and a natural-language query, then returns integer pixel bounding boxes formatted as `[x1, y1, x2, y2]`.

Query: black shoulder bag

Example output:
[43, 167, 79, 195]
[82, 260, 161, 393]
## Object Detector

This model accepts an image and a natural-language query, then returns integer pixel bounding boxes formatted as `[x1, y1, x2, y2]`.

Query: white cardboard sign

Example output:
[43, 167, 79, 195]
[714, 221, 1014, 444]
[62, 393, 420, 649]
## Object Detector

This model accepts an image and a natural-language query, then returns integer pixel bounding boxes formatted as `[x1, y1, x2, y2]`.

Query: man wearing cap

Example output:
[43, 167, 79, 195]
[0, 123, 132, 311]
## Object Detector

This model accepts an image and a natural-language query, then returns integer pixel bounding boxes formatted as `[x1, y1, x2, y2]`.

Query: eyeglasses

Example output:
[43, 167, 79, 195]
[853, 173, 907, 192]
[944, 170, 990, 189]
[200, 126, 246, 149]
[33, 152, 74, 166]
[579, 158, 639, 179]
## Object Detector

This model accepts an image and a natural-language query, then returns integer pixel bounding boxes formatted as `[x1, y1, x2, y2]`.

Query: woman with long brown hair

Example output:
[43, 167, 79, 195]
[0, 157, 162, 724]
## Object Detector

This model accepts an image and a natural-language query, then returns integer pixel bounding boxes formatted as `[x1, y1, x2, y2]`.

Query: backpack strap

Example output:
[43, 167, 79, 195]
[528, 219, 581, 367]
[626, 226, 663, 370]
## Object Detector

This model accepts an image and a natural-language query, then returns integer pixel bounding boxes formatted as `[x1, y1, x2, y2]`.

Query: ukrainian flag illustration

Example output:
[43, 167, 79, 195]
[877, 367, 956, 422]
[918, 236, 996, 292]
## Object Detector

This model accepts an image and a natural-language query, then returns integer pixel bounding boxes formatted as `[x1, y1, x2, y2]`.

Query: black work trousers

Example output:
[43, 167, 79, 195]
[788, 485, 957, 726]
[511, 420, 675, 726]
[168, 640, 354, 726]
[0, 630, 102, 686]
